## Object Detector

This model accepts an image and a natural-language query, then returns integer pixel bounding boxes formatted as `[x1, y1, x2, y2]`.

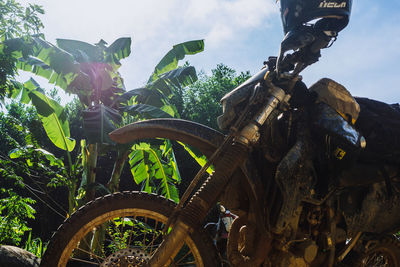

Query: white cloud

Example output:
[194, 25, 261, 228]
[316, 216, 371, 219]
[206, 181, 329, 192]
[24, 0, 278, 47]
[206, 23, 234, 47]
[184, 0, 279, 47]
[18, 0, 399, 104]
[17, 0, 279, 89]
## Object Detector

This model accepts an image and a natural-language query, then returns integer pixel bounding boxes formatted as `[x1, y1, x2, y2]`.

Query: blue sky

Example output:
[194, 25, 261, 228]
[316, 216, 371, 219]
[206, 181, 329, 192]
[19, 0, 400, 103]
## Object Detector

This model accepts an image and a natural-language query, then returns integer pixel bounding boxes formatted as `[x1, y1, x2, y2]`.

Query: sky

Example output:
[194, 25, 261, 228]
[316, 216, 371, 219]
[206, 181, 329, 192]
[18, 0, 400, 103]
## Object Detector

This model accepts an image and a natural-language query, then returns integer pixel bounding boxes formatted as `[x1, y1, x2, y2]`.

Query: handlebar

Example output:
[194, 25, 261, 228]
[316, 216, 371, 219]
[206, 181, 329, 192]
[275, 26, 334, 77]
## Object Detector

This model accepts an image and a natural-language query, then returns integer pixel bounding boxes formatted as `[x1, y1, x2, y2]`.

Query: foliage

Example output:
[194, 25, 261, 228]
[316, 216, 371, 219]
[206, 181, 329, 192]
[0, 0, 44, 103]
[0, 0, 44, 39]
[21, 78, 76, 152]
[7, 36, 134, 212]
[7, 36, 132, 147]
[121, 41, 204, 200]
[129, 141, 181, 203]
[181, 64, 251, 130]
[0, 8, 48, 247]
[0, 189, 36, 246]
[0, 105, 71, 221]
[0, 150, 37, 246]
[10, 36, 204, 208]
[24, 231, 47, 257]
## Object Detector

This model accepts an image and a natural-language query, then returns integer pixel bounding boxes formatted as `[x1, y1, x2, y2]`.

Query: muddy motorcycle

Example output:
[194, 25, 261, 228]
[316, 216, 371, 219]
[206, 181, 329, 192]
[41, 40, 400, 266]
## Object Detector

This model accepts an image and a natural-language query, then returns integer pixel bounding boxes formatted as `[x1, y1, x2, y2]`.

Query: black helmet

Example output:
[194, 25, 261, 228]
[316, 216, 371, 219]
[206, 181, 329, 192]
[280, 0, 352, 34]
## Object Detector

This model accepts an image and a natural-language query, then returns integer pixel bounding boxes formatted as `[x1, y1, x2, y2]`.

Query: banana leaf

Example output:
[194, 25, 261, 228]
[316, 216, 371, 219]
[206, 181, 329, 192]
[56, 39, 103, 63]
[147, 66, 197, 97]
[29, 89, 76, 151]
[123, 104, 172, 119]
[148, 40, 204, 83]
[129, 142, 179, 202]
[105, 37, 131, 64]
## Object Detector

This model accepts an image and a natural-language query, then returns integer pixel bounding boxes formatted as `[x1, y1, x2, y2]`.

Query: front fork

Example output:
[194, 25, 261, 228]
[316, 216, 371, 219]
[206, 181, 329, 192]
[148, 85, 287, 266]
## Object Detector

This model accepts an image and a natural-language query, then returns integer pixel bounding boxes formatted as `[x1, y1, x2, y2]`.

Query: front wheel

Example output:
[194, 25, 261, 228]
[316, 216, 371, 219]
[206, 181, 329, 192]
[356, 236, 400, 267]
[41, 192, 220, 267]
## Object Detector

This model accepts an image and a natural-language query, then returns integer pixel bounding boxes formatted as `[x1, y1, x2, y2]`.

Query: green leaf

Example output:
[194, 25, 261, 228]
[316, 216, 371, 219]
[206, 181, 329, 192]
[3, 37, 34, 58]
[116, 88, 176, 117]
[147, 66, 198, 97]
[82, 104, 122, 144]
[178, 142, 213, 174]
[66, 72, 92, 102]
[129, 142, 179, 202]
[23, 78, 41, 90]
[129, 149, 149, 184]
[11, 37, 80, 90]
[123, 104, 172, 119]
[20, 87, 30, 104]
[158, 66, 198, 89]
[9, 80, 24, 99]
[34, 148, 64, 167]
[26, 84, 76, 151]
[115, 88, 165, 108]
[161, 183, 179, 203]
[32, 37, 78, 75]
[8, 148, 24, 159]
[17, 56, 52, 79]
[29, 91, 54, 117]
[148, 40, 204, 83]
[105, 37, 131, 64]
[79, 139, 88, 189]
[146, 147, 172, 200]
[56, 38, 103, 62]
[169, 145, 181, 183]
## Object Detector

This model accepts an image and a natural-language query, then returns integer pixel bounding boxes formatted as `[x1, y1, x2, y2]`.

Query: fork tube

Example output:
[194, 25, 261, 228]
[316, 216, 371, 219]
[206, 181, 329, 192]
[148, 88, 287, 267]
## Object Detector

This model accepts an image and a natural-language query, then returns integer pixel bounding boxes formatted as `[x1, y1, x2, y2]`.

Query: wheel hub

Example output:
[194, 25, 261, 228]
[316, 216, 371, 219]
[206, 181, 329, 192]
[101, 248, 150, 267]
[364, 251, 392, 267]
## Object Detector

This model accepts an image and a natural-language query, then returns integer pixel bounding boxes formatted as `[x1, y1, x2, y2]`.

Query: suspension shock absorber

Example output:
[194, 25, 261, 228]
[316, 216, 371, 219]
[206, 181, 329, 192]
[148, 85, 287, 267]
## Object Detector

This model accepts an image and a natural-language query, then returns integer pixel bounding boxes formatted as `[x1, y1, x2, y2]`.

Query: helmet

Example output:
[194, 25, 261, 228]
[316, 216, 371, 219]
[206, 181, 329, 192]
[280, 0, 352, 34]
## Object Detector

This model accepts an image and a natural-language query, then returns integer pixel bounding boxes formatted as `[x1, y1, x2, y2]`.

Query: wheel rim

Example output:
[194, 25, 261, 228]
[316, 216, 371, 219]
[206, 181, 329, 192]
[362, 248, 396, 267]
[58, 208, 204, 266]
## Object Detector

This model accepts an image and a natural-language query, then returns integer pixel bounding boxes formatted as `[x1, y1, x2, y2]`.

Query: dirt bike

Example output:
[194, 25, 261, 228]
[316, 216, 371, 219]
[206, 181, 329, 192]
[41, 33, 400, 266]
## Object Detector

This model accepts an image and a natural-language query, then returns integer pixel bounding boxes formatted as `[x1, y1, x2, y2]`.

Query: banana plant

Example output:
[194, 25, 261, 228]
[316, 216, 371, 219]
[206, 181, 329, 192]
[6, 36, 129, 206]
[112, 40, 204, 200]
[7, 36, 204, 207]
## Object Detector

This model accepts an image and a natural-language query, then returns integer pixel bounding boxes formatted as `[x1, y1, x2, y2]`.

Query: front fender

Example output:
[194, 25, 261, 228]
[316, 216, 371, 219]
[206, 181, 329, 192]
[109, 119, 225, 157]
[110, 119, 263, 215]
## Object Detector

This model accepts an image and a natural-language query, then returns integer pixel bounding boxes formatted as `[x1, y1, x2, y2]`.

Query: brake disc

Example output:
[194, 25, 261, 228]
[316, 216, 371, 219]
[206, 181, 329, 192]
[100, 248, 150, 267]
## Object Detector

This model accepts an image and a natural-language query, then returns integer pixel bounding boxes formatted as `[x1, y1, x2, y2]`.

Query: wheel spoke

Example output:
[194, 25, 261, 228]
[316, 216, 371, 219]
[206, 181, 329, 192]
[145, 221, 162, 255]
[76, 234, 102, 264]
[73, 246, 104, 261]
[106, 221, 121, 251]
[42, 193, 216, 266]
[127, 215, 137, 246]
[93, 227, 106, 258]
[142, 216, 148, 247]
[174, 248, 192, 265]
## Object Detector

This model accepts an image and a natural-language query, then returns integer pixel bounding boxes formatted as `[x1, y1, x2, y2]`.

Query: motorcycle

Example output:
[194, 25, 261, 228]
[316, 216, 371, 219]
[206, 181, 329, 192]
[41, 28, 400, 267]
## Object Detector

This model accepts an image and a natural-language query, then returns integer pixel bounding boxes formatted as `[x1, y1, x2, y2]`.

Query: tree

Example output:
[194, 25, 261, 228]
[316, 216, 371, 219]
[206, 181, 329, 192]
[0, 0, 44, 103]
[0, 0, 45, 247]
[0, 104, 68, 246]
[181, 64, 251, 130]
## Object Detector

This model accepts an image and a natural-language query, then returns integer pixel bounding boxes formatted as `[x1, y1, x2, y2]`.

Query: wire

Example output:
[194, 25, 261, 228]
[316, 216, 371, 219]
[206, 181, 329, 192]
[23, 181, 66, 220]
[0, 152, 68, 217]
